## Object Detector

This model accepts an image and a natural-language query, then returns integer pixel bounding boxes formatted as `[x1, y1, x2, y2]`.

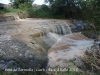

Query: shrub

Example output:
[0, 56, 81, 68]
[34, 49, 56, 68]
[19, 2, 32, 11]
[41, 4, 49, 11]
[77, 45, 100, 75]
[26, 8, 35, 18]
[18, 2, 33, 18]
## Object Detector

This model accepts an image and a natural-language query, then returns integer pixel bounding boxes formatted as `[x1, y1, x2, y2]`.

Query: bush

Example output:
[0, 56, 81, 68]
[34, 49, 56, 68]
[41, 4, 49, 11]
[19, 2, 32, 11]
[17, 3, 66, 19]
[18, 2, 33, 18]
[26, 8, 35, 18]
[77, 45, 100, 75]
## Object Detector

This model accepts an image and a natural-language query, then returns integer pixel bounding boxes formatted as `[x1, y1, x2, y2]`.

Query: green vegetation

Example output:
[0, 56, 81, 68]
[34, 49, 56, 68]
[82, 0, 100, 36]
[0, 8, 19, 13]
[10, 0, 34, 8]
[78, 45, 100, 75]
[45, 0, 84, 19]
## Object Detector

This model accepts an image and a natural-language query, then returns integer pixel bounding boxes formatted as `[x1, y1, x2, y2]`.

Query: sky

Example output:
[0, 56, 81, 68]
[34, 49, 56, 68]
[0, 0, 46, 5]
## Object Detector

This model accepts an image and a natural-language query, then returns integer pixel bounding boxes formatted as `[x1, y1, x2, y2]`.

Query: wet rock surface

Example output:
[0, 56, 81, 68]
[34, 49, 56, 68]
[48, 33, 93, 67]
[71, 20, 88, 32]
[0, 16, 15, 22]
[0, 39, 48, 69]
[0, 19, 48, 70]
[25, 20, 72, 50]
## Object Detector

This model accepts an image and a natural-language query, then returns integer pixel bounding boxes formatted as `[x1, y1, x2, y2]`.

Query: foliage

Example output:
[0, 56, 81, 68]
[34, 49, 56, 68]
[0, 8, 19, 13]
[44, 0, 84, 19]
[32, 4, 41, 9]
[78, 45, 100, 75]
[25, 8, 35, 18]
[19, 2, 32, 10]
[41, 4, 49, 11]
[17, 2, 33, 18]
[10, 0, 34, 8]
[82, 0, 100, 36]
[25, 8, 50, 18]
[17, 3, 65, 19]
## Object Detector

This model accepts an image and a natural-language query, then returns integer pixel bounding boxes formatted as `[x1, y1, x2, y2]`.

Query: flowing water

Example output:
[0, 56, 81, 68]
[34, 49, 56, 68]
[30, 20, 72, 50]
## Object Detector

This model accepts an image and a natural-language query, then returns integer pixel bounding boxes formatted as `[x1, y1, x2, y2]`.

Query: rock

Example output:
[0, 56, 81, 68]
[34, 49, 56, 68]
[71, 20, 88, 32]
[31, 22, 72, 50]
[48, 33, 93, 67]
[0, 16, 15, 22]
[0, 39, 48, 70]
[0, 60, 7, 70]
[73, 57, 86, 70]
[0, 18, 93, 71]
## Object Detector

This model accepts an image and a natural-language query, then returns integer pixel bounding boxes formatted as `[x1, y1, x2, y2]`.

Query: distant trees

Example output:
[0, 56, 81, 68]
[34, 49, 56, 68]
[41, 4, 49, 11]
[10, 0, 35, 8]
[79, 0, 100, 36]
[19, 2, 32, 10]
[44, 0, 85, 19]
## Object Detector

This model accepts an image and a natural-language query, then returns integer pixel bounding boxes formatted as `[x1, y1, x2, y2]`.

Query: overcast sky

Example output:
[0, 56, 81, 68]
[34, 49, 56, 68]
[0, 0, 46, 5]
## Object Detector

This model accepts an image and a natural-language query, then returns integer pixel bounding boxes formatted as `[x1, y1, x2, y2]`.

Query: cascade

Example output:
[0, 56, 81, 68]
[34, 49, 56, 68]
[37, 22, 72, 50]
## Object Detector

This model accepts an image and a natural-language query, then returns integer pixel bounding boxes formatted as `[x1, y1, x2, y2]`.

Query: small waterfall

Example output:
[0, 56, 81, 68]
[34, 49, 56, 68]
[61, 24, 72, 34]
[37, 22, 72, 50]
[45, 23, 72, 35]
[56, 25, 63, 34]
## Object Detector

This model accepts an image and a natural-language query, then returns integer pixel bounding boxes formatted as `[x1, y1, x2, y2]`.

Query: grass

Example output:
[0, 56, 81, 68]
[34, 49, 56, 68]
[0, 8, 19, 13]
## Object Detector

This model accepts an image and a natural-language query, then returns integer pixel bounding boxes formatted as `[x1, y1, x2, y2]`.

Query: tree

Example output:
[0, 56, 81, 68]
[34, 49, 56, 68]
[44, 0, 85, 19]
[19, 2, 32, 10]
[41, 4, 49, 11]
[10, 0, 35, 8]
[82, 0, 100, 36]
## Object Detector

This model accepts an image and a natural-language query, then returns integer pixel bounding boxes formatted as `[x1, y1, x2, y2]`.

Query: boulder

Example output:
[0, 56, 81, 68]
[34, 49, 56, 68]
[48, 33, 94, 67]
[0, 39, 48, 70]
[0, 21, 48, 70]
